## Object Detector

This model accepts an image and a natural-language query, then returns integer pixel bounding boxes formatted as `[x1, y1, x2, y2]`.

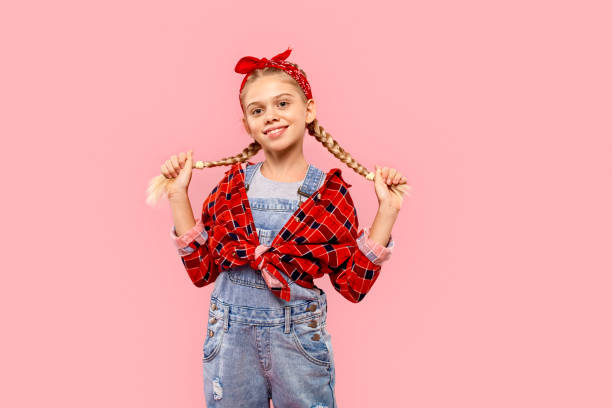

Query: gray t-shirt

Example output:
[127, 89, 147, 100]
[247, 163, 324, 201]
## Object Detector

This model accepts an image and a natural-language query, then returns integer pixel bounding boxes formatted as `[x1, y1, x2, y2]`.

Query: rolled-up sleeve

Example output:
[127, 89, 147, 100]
[356, 225, 395, 265]
[170, 218, 208, 256]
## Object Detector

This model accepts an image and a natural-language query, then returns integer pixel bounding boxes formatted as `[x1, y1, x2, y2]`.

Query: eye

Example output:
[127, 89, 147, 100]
[279, 100, 290, 107]
[251, 108, 262, 115]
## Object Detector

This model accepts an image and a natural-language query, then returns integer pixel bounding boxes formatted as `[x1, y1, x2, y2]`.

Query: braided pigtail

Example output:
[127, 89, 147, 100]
[145, 141, 262, 206]
[306, 118, 374, 181]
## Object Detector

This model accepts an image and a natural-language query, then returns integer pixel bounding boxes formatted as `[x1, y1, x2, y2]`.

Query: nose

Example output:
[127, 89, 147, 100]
[263, 108, 279, 124]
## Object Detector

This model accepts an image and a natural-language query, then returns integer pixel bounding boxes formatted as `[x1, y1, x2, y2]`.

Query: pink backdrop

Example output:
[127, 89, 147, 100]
[2, 0, 611, 406]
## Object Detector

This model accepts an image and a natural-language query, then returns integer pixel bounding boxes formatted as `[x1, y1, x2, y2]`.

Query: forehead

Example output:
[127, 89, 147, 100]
[243, 75, 299, 105]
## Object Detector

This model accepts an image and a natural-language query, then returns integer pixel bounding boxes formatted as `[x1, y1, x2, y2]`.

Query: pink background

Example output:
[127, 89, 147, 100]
[2, 0, 611, 406]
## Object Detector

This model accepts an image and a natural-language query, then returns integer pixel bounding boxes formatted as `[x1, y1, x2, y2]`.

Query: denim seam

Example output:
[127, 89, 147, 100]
[289, 325, 332, 367]
[211, 297, 317, 311]
[227, 273, 269, 289]
[203, 324, 225, 363]
[217, 313, 323, 327]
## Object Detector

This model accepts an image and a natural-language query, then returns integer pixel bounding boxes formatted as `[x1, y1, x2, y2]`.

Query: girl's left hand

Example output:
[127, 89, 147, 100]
[373, 165, 411, 212]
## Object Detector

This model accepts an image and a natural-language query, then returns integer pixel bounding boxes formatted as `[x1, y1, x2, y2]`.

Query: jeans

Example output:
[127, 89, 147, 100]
[202, 165, 337, 407]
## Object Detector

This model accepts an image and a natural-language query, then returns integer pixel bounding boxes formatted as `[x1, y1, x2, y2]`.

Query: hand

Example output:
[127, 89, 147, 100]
[373, 165, 411, 212]
[161, 150, 194, 195]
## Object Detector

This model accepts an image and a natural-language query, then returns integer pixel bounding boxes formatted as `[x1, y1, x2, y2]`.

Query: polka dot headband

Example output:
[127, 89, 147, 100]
[234, 47, 313, 102]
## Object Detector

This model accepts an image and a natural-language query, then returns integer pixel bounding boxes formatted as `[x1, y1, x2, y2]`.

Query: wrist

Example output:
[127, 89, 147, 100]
[168, 189, 189, 202]
[377, 201, 399, 217]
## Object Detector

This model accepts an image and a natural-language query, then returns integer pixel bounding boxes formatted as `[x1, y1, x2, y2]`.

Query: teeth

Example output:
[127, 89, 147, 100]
[267, 127, 286, 135]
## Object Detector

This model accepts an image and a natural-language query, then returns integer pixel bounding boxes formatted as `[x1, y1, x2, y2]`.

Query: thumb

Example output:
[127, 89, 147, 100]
[374, 165, 388, 191]
[374, 165, 383, 183]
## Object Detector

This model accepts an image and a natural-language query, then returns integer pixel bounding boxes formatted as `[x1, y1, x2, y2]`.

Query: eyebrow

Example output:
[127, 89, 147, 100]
[246, 93, 295, 110]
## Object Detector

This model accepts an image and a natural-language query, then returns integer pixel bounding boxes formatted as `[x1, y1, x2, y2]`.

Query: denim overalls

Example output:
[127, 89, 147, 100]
[202, 161, 337, 408]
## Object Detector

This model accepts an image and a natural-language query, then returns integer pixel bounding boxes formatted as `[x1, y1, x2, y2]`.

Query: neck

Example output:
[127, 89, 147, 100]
[260, 148, 309, 183]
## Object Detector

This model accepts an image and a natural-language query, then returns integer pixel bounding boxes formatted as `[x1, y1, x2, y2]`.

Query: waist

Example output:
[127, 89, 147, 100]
[208, 295, 327, 326]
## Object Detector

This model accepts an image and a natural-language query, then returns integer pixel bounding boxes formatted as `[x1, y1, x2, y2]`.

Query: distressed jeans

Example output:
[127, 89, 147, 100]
[202, 193, 337, 407]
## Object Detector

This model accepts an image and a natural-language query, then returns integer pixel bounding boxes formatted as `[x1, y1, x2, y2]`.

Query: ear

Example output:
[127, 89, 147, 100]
[305, 98, 317, 125]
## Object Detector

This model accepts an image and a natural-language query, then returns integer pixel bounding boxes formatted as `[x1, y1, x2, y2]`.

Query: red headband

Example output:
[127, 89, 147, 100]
[234, 47, 313, 102]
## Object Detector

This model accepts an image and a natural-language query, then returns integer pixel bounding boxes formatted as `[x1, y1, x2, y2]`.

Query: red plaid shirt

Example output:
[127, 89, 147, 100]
[170, 161, 394, 303]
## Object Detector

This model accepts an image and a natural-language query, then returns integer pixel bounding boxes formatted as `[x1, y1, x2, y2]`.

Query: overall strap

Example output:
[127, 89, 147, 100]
[297, 164, 326, 201]
[245, 160, 325, 200]
[244, 161, 263, 191]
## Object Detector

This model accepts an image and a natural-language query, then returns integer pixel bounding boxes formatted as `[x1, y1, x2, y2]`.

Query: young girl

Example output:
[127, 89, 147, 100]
[159, 47, 409, 407]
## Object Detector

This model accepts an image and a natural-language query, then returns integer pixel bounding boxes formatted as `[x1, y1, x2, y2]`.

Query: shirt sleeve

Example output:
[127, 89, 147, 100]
[356, 225, 395, 265]
[171, 183, 222, 288]
[325, 184, 394, 303]
[169, 218, 208, 256]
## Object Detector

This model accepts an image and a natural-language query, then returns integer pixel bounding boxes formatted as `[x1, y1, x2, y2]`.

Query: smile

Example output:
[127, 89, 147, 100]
[265, 126, 288, 138]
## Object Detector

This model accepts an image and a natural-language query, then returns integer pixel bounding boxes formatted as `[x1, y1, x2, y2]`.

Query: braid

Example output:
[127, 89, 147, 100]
[146, 142, 262, 206]
[195, 141, 262, 169]
[306, 118, 373, 180]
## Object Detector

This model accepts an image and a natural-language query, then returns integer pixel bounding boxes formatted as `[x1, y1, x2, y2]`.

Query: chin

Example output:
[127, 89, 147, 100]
[263, 138, 299, 153]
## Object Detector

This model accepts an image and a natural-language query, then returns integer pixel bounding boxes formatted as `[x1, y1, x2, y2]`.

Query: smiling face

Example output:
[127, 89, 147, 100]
[241, 72, 316, 155]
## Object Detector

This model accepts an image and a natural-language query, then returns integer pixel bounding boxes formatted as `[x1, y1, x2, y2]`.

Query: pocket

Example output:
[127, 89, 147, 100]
[290, 318, 332, 367]
[227, 269, 269, 289]
[203, 311, 225, 362]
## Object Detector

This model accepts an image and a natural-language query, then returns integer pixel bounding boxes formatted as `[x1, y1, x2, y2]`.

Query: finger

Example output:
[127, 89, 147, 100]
[392, 173, 402, 184]
[381, 166, 389, 181]
[375, 165, 386, 185]
[170, 155, 180, 173]
[379, 167, 395, 190]
[178, 152, 186, 168]
[161, 163, 172, 179]
[166, 159, 178, 178]
[386, 168, 397, 184]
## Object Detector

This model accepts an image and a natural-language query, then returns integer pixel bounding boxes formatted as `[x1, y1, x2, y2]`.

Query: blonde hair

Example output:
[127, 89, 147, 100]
[146, 63, 391, 206]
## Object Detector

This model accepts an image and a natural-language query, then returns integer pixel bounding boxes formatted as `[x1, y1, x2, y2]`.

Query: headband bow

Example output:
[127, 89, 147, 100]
[234, 47, 313, 101]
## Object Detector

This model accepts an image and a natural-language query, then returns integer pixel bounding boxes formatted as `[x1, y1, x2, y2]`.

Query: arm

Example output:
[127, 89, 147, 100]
[168, 186, 221, 287]
[365, 202, 399, 251]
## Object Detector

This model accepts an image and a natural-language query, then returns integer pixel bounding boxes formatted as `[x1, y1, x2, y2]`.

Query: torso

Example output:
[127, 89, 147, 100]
[210, 161, 326, 307]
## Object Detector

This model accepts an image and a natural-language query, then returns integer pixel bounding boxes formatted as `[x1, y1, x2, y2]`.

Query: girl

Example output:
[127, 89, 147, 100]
[155, 47, 409, 407]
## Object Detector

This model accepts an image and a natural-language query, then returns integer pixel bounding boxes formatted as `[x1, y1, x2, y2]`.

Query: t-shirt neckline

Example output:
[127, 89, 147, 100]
[256, 161, 308, 184]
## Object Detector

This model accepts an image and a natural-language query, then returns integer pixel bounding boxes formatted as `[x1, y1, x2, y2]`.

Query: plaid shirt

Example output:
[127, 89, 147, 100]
[170, 161, 394, 303]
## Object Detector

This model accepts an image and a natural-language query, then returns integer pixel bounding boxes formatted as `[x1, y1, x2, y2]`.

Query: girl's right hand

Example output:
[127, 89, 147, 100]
[161, 150, 193, 195]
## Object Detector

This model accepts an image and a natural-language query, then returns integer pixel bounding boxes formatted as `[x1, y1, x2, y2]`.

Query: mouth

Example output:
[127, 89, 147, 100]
[264, 125, 288, 138]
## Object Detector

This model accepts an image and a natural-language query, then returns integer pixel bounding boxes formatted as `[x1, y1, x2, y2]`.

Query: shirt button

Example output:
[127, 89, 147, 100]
[211, 304, 217, 311]
[307, 303, 317, 312]
[308, 320, 317, 328]
[209, 317, 217, 324]
[294, 215, 299, 222]
[311, 333, 320, 341]
[208, 329, 214, 337]
[316, 193, 321, 199]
